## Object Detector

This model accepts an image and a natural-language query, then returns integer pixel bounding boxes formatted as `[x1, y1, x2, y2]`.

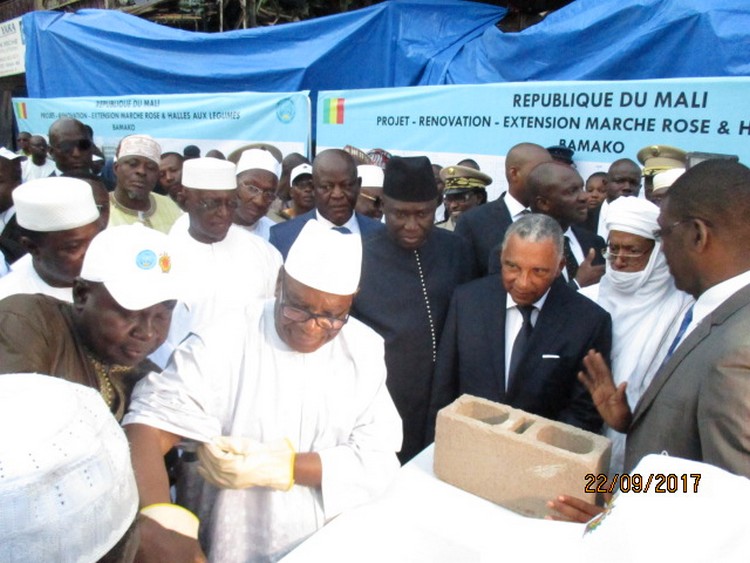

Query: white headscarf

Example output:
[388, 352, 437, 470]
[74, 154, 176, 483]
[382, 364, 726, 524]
[598, 197, 693, 473]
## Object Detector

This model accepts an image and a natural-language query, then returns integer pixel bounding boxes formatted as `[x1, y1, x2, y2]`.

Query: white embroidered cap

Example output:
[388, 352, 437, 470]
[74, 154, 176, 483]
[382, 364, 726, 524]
[285, 219, 362, 295]
[236, 148, 281, 177]
[0, 373, 138, 563]
[80, 224, 178, 310]
[358, 164, 385, 188]
[13, 177, 99, 232]
[181, 157, 237, 190]
[117, 134, 162, 165]
[605, 196, 660, 240]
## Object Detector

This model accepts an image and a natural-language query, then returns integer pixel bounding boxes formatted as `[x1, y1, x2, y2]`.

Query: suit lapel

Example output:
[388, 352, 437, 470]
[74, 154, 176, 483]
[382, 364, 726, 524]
[485, 280, 508, 399]
[631, 283, 750, 424]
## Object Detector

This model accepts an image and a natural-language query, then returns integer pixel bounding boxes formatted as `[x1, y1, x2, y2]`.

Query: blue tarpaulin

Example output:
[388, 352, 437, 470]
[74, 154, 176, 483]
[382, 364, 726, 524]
[22, 0, 750, 98]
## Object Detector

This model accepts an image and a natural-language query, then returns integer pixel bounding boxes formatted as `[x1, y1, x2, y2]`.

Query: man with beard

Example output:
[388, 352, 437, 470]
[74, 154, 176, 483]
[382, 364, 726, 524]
[108, 135, 182, 234]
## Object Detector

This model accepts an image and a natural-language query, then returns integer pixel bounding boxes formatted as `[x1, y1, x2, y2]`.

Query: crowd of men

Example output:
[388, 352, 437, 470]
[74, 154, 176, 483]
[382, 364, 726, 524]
[0, 118, 748, 562]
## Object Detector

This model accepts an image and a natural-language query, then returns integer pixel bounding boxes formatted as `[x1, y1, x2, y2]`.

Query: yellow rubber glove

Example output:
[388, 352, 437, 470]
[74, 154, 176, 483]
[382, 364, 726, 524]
[197, 436, 295, 491]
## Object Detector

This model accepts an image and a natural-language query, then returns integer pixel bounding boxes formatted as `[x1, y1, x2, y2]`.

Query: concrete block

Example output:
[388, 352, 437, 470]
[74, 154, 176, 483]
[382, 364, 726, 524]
[433, 394, 611, 518]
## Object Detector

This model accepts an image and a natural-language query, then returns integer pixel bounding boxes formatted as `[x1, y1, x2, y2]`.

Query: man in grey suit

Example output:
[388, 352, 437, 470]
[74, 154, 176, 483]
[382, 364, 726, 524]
[582, 159, 750, 476]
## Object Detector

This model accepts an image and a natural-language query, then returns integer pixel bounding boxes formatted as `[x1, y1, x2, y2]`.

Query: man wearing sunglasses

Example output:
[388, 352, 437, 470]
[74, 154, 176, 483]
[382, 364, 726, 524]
[125, 220, 401, 561]
[232, 148, 280, 241]
[48, 118, 95, 176]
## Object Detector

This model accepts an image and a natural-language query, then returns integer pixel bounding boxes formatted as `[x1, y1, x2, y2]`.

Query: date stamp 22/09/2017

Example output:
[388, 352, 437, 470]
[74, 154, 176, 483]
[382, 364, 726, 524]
[584, 473, 702, 494]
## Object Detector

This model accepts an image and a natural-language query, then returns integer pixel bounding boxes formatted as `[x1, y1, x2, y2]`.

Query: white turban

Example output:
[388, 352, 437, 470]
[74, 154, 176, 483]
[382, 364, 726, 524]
[605, 196, 660, 240]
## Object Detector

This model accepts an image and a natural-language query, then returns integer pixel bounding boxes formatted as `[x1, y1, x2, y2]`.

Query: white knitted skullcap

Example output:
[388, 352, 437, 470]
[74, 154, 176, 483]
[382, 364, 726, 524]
[182, 157, 237, 190]
[13, 177, 99, 232]
[0, 373, 138, 563]
[236, 148, 281, 177]
[285, 220, 362, 295]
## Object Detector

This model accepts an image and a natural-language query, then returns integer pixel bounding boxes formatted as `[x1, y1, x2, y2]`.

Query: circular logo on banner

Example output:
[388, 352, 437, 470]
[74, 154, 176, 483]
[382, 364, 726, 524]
[135, 249, 157, 270]
[276, 98, 296, 124]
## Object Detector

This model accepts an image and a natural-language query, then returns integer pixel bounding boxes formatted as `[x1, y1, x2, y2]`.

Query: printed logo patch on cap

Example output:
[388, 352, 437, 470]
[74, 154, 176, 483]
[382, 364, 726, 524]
[136, 249, 157, 270]
[159, 253, 171, 273]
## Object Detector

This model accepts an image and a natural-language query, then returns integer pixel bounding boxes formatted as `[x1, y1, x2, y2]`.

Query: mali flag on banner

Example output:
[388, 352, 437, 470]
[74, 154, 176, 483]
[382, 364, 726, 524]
[15, 101, 27, 120]
[323, 98, 345, 125]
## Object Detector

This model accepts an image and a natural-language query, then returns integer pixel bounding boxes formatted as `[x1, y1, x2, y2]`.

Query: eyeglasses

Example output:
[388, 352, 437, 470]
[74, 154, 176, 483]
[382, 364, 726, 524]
[280, 302, 349, 331]
[652, 217, 711, 241]
[239, 183, 276, 203]
[358, 192, 383, 208]
[601, 245, 653, 261]
[197, 198, 239, 211]
[53, 139, 93, 154]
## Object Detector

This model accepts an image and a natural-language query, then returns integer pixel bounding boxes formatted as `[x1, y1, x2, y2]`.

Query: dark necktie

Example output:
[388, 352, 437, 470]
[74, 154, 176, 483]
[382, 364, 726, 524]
[663, 305, 694, 364]
[508, 305, 534, 388]
[332, 226, 352, 234]
[563, 235, 579, 281]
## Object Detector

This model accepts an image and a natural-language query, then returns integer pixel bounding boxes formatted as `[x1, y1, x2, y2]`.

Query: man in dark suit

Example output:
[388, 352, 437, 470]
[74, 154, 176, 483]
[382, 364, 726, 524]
[352, 156, 475, 463]
[528, 162, 606, 289]
[269, 149, 383, 258]
[428, 214, 610, 440]
[454, 143, 551, 276]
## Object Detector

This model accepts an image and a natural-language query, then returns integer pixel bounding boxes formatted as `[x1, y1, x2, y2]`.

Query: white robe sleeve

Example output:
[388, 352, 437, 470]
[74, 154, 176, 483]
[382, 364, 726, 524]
[316, 325, 403, 519]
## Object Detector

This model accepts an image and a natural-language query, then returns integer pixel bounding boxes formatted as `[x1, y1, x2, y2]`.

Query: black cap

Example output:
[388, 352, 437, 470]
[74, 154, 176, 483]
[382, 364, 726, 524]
[547, 145, 574, 165]
[383, 156, 438, 202]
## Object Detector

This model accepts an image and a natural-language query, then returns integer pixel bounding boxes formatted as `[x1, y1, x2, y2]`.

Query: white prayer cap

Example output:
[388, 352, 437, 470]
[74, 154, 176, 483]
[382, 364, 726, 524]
[605, 196, 659, 240]
[291, 163, 313, 184]
[358, 164, 385, 188]
[652, 167, 686, 197]
[236, 148, 281, 177]
[117, 134, 162, 165]
[81, 224, 179, 310]
[579, 454, 750, 562]
[0, 373, 138, 563]
[0, 146, 23, 160]
[182, 157, 237, 190]
[285, 220, 362, 295]
[13, 177, 99, 232]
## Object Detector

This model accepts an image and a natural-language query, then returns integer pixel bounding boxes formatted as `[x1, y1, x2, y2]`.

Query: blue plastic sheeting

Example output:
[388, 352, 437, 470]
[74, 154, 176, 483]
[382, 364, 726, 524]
[437, 0, 750, 84]
[23, 1, 503, 97]
[23, 0, 750, 99]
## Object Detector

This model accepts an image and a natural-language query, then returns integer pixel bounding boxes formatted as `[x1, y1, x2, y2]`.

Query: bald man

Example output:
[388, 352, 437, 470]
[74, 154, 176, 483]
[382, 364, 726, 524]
[455, 143, 552, 275]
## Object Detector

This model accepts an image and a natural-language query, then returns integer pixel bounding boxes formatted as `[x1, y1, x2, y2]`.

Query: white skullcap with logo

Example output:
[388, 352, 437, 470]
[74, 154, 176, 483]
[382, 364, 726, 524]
[0, 373, 138, 563]
[285, 219, 362, 295]
[358, 164, 385, 188]
[605, 196, 660, 240]
[182, 157, 237, 190]
[13, 177, 99, 232]
[291, 163, 313, 184]
[80, 223, 178, 310]
[236, 148, 281, 177]
[117, 134, 162, 166]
